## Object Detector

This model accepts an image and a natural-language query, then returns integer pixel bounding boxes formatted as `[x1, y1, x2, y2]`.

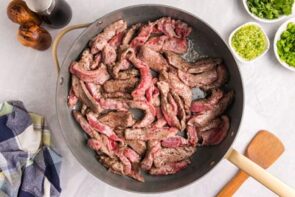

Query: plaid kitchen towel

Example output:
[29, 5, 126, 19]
[0, 101, 62, 197]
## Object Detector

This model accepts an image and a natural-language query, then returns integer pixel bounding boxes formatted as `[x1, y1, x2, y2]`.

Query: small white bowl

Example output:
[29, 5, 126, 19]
[243, 0, 295, 23]
[274, 17, 295, 72]
[229, 22, 270, 63]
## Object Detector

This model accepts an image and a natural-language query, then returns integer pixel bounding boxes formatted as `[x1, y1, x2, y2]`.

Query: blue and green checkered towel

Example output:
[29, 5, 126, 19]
[0, 101, 62, 197]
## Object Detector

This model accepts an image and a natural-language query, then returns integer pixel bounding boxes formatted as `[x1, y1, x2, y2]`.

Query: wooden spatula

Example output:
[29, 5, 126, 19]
[217, 130, 285, 197]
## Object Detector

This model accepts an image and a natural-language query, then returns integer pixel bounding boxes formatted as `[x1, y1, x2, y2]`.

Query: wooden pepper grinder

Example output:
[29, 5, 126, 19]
[25, 0, 72, 29]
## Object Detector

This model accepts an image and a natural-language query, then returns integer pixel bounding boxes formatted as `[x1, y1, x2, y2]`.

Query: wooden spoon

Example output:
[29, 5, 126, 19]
[216, 130, 285, 197]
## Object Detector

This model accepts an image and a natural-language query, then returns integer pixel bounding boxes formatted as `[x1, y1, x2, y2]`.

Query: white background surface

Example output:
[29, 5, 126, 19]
[1, 0, 295, 196]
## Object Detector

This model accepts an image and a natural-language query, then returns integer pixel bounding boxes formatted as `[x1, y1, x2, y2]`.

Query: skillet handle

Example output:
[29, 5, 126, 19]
[225, 148, 295, 196]
[52, 23, 91, 73]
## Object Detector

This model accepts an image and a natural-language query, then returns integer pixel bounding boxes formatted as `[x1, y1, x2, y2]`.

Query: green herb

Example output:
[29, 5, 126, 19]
[231, 24, 268, 61]
[277, 22, 295, 67]
[247, 0, 294, 20]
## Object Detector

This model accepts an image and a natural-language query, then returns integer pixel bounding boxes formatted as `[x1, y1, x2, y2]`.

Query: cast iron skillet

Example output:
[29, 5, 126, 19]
[55, 4, 243, 193]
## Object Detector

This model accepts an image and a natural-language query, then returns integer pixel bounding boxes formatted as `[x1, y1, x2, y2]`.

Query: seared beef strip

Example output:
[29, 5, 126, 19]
[141, 140, 161, 170]
[98, 111, 135, 129]
[126, 140, 146, 156]
[161, 136, 189, 148]
[71, 76, 101, 113]
[91, 20, 127, 54]
[188, 90, 234, 127]
[153, 146, 196, 167]
[122, 23, 142, 46]
[102, 92, 132, 99]
[125, 127, 178, 141]
[130, 24, 154, 48]
[191, 89, 224, 113]
[149, 160, 190, 175]
[86, 112, 124, 143]
[138, 46, 169, 72]
[188, 57, 223, 74]
[102, 78, 138, 93]
[177, 68, 218, 88]
[145, 35, 167, 52]
[102, 43, 117, 65]
[116, 69, 139, 80]
[67, 88, 78, 108]
[201, 64, 228, 91]
[198, 115, 230, 146]
[70, 62, 110, 84]
[128, 100, 156, 128]
[160, 70, 192, 111]
[128, 55, 153, 99]
[157, 81, 181, 129]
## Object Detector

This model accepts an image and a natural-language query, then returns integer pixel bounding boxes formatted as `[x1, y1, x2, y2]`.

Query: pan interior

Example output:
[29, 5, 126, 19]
[56, 5, 243, 193]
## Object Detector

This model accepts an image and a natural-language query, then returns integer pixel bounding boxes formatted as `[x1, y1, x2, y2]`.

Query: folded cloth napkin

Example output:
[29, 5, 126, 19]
[0, 101, 62, 197]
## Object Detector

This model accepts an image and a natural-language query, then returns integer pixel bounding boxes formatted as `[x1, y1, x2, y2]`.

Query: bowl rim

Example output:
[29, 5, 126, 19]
[228, 22, 270, 63]
[242, 0, 293, 23]
[273, 17, 295, 72]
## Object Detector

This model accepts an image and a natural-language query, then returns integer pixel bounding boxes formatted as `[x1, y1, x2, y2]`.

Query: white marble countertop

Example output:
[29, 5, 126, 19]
[1, 0, 295, 196]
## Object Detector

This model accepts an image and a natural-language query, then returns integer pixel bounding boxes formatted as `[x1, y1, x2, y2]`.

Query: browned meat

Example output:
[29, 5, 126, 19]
[162, 37, 188, 54]
[73, 111, 97, 138]
[198, 115, 229, 146]
[128, 55, 153, 99]
[90, 53, 102, 70]
[171, 92, 186, 130]
[78, 49, 93, 70]
[153, 146, 196, 167]
[91, 20, 127, 54]
[157, 81, 181, 129]
[108, 31, 125, 48]
[67, 88, 78, 108]
[149, 160, 190, 175]
[191, 89, 224, 113]
[128, 100, 156, 128]
[100, 156, 144, 182]
[102, 92, 132, 99]
[99, 98, 129, 111]
[177, 68, 218, 88]
[138, 46, 169, 72]
[98, 111, 135, 129]
[141, 140, 161, 170]
[152, 107, 167, 128]
[188, 91, 234, 127]
[164, 51, 191, 71]
[125, 127, 178, 141]
[86, 112, 124, 143]
[70, 62, 110, 84]
[102, 43, 117, 65]
[116, 69, 139, 80]
[85, 82, 102, 102]
[153, 17, 177, 38]
[161, 136, 189, 148]
[122, 23, 142, 45]
[126, 140, 146, 155]
[102, 78, 138, 93]
[187, 125, 197, 146]
[201, 64, 228, 91]
[188, 57, 222, 74]
[130, 24, 153, 48]
[145, 35, 167, 52]
[174, 20, 192, 38]
[112, 59, 130, 78]
[123, 147, 140, 163]
[160, 71, 192, 111]
[71, 76, 101, 113]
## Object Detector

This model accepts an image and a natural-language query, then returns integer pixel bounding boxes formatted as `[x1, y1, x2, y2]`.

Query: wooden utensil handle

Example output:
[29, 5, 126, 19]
[225, 148, 295, 197]
[52, 23, 91, 73]
[216, 170, 249, 197]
